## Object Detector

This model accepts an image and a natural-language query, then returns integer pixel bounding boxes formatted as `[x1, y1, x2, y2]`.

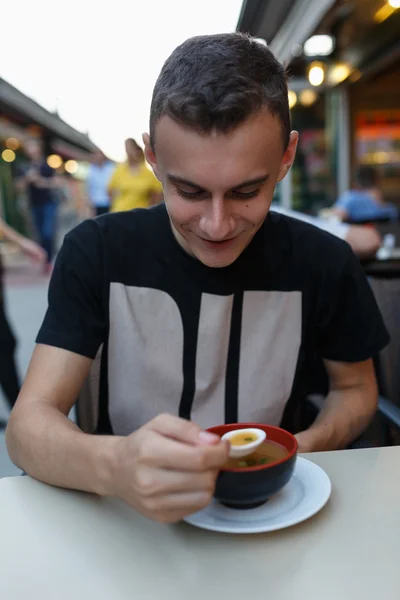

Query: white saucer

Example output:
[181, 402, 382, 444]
[183, 457, 331, 534]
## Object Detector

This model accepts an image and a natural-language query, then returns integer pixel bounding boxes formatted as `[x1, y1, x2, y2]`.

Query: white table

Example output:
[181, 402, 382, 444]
[1, 447, 400, 599]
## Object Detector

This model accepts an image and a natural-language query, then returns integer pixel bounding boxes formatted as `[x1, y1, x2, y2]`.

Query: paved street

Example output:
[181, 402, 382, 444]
[0, 256, 49, 477]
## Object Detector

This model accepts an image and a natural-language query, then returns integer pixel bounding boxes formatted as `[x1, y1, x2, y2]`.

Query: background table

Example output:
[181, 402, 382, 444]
[1, 447, 400, 599]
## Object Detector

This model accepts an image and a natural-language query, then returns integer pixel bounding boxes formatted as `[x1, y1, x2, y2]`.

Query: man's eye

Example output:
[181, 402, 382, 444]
[231, 189, 260, 199]
[176, 188, 205, 199]
[175, 187, 260, 200]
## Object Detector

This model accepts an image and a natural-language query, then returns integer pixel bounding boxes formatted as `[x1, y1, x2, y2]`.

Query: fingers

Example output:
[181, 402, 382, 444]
[140, 491, 213, 523]
[116, 415, 231, 524]
[135, 467, 217, 497]
[149, 413, 220, 447]
[138, 430, 229, 472]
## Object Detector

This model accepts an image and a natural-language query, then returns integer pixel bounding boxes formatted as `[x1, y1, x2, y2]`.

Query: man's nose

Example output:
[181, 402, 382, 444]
[198, 196, 236, 240]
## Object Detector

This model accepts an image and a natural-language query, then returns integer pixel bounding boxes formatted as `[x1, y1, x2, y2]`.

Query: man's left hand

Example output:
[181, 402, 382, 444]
[294, 431, 318, 454]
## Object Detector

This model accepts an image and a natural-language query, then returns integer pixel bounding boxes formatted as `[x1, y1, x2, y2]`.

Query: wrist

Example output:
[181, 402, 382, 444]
[91, 435, 124, 497]
[295, 423, 335, 453]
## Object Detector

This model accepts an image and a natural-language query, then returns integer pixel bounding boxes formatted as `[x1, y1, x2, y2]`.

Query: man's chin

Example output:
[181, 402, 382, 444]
[192, 248, 242, 268]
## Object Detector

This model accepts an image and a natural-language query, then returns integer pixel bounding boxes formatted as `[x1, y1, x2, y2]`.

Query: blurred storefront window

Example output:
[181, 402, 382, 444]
[278, 94, 335, 214]
[355, 110, 400, 204]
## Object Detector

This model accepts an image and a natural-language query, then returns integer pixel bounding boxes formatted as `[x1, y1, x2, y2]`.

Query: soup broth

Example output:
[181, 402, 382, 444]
[224, 440, 289, 469]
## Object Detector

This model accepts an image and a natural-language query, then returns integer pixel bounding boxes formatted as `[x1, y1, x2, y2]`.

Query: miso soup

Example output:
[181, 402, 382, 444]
[224, 440, 289, 469]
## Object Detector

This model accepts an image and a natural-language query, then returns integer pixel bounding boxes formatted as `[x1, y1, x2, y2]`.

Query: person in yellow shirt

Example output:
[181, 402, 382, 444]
[108, 139, 163, 212]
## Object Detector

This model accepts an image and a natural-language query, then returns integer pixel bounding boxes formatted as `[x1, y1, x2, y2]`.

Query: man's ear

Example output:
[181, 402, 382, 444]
[142, 133, 161, 181]
[277, 131, 299, 183]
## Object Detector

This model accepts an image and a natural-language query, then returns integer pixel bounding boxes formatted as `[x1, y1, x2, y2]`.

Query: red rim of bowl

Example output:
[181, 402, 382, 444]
[207, 423, 298, 473]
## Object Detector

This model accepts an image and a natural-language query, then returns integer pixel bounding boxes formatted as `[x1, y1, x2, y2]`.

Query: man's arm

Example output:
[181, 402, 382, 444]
[5, 344, 114, 493]
[295, 358, 378, 452]
[6, 344, 229, 523]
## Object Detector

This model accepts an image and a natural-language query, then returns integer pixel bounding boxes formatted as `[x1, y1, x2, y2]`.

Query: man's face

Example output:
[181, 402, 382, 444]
[144, 109, 298, 268]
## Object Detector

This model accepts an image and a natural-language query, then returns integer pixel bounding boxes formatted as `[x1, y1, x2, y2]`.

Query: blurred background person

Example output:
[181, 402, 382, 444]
[16, 140, 60, 273]
[108, 138, 162, 212]
[333, 166, 398, 224]
[272, 204, 382, 259]
[0, 216, 45, 428]
[86, 150, 115, 217]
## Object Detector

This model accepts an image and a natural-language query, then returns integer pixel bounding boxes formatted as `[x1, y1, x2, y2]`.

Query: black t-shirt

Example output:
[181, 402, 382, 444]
[37, 204, 389, 435]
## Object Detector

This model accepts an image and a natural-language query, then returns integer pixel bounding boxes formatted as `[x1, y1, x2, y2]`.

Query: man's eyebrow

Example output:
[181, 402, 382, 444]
[167, 173, 270, 190]
[167, 174, 202, 189]
[233, 175, 270, 189]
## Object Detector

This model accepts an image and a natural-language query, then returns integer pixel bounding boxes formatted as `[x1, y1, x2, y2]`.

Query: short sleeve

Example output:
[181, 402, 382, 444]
[317, 248, 389, 362]
[36, 220, 107, 358]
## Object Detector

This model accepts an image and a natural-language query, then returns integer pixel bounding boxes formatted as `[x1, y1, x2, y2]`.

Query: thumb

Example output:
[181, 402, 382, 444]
[149, 413, 221, 447]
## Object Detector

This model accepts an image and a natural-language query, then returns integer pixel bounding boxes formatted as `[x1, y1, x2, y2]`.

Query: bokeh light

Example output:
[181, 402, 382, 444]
[2, 149, 16, 162]
[5, 137, 20, 151]
[328, 63, 352, 85]
[288, 90, 297, 109]
[47, 154, 63, 169]
[65, 160, 78, 174]
[308, 63, 325, 86]
[299, 89, 318, 106]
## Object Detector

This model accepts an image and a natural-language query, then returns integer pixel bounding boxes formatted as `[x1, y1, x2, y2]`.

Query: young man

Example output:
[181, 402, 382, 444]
[7, 33, 388, 524]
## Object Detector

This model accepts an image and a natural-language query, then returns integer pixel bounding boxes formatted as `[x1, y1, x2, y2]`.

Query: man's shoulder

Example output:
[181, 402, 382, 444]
[270, 210, 349, 248]
[268, 210, 353, 271]
[67, 204, 168, 246]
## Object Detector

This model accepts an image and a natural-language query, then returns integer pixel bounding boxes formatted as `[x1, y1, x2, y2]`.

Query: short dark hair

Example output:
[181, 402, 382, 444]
[356, 166, 379, 189]
[150, 32, 290, 150]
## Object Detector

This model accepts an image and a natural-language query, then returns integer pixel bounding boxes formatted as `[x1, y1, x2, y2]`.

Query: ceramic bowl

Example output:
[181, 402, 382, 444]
[207, 423, 298, 509]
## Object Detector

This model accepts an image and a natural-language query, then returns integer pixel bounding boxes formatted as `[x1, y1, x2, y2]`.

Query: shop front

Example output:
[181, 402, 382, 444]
[237, 0, 400, 213]
[0, 77, 98, 231]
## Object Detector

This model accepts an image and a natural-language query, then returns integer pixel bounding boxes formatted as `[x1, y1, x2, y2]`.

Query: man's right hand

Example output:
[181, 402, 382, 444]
[107, 414, 229, 523]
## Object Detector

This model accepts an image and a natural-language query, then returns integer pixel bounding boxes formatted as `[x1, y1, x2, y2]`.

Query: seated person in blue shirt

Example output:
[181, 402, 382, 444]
[273, 204, 382, 258]
[334, 166, 398, 223]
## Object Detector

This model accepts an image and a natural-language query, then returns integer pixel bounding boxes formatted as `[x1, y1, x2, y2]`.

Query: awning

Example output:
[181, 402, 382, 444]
[0, 78, 98, 154]
[237, 0, 336, 63]
[237, 0, 297, 44]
